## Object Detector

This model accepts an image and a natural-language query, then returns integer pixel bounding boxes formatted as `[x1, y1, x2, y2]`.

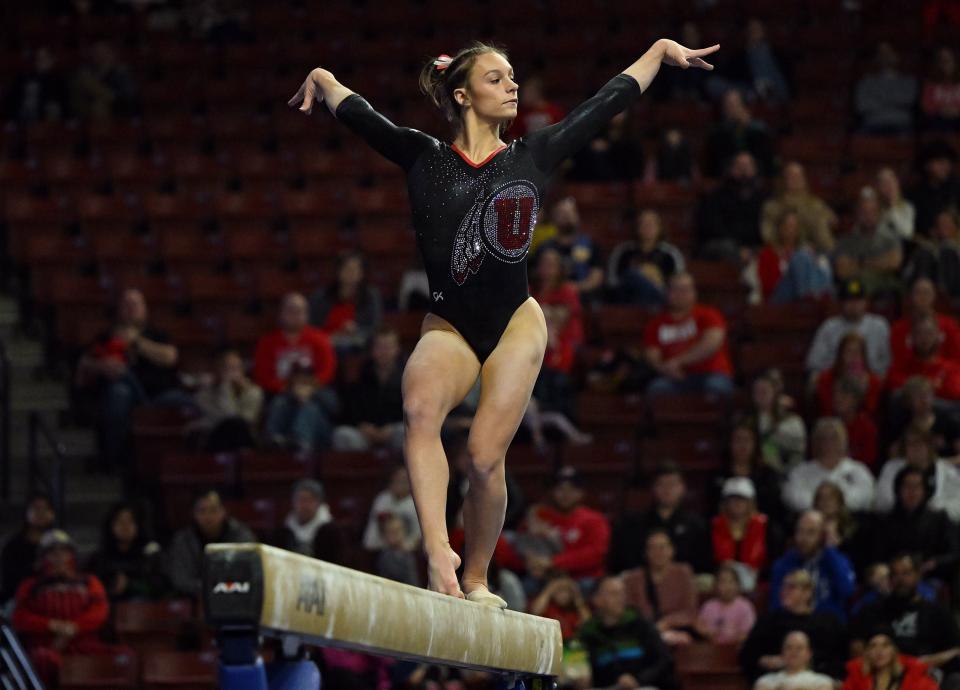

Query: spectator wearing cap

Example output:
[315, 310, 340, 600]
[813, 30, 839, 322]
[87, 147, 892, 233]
[755, 631, 835, 690]
[783, 418, 875, 514]
[806, 278, 891, 379]
[909, 140, 960, 238]
[696, 564, 756, 645]
[769, 510, 856, 622]
[166, 490, 255, 597]
[515, 466, 611, 587]
[833, 188, 904, 295]
[711, 477, 776, 592]
[887, 313, 960, 400]
[890, 277, 960, 365]
[642, 272, 735, 399]
[876, 428, 960, 522]
[842, 626, 939, 690]
[708, 423, 785, 527]
[11, 530, 120, 687]
[622, 530, 698, 645]
[276, 479, 341, 560]
[1, 493, 57, 605]
[740, 569, 848, 683]
[610, 463, 712, 575]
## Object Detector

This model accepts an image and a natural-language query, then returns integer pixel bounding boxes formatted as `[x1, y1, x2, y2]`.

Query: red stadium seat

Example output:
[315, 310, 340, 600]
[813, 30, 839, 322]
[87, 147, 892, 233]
[114, 599, 195, 653]
[141, 650, 218, 690]
[60, 652, 139, 689]
[673, 643, 748, 690]
[575, 392, 645, 439]
[589, 304, 652, 348]
[223, 497, 279, 538]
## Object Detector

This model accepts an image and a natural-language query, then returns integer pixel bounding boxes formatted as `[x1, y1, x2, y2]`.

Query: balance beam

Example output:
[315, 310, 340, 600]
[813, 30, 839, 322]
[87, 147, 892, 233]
[203, 543, 563, 680]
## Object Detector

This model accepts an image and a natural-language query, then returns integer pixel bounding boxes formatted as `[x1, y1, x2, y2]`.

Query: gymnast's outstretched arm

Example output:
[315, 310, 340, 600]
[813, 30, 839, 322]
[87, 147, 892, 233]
[288, 67, 435, 172]
[525, 39, 719, 172]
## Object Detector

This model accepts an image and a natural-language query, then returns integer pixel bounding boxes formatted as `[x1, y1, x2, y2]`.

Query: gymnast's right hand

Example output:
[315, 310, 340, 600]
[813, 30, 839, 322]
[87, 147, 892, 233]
[288, 68, 332, 115]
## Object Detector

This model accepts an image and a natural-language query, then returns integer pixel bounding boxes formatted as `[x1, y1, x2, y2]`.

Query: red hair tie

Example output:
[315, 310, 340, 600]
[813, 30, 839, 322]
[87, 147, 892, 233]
[433, 54, 452, 71]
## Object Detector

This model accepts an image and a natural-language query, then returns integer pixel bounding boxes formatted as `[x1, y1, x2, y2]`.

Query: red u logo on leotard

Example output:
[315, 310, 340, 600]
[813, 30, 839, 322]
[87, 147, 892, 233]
[493, 196, 535, 251]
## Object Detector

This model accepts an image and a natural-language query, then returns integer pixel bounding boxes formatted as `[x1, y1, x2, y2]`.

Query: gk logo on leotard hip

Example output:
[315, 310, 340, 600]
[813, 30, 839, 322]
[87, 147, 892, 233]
[451, 180, 538, 286]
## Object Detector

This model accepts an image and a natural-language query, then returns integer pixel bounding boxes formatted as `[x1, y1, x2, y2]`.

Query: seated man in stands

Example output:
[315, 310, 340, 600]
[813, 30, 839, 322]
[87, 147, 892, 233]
[166, 489, 255, 597]
[887, 314, 960, 400]
[755, 631, 834, 690]
[11, 530, 116, 687]
[333, 328, 404, 451]
[576, 575, 678, 690]
[833, 188, 904, 295]
[890, 277, 960, 363]
[769, 510, 856, 622]
[75, 288, 181, 468]
[642, 271, 735, 399]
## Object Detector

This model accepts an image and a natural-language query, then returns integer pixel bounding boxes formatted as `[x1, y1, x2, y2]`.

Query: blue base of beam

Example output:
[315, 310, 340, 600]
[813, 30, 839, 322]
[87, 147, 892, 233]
[220, 658, 320, 690]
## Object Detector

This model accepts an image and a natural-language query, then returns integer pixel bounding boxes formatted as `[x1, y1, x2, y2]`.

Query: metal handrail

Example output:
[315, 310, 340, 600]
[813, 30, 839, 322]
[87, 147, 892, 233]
[0, 618, 44, 689]
[0, 340, 9, 501]
[27, 410, 66, 520]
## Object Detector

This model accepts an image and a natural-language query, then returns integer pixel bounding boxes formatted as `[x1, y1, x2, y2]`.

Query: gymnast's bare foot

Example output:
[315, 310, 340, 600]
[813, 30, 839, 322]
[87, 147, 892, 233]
[426, 544, 464, 599]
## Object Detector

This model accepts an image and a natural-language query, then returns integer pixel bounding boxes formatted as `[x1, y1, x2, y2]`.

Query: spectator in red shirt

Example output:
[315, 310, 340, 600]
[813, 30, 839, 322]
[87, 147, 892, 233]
[711, 477, 772, 592]
[920, 47, 960, 133]
[643, 272, 734, 398]
[890, 276, 960, 363]
[833, 378, 879, 469]
[517, 466, 611, 587]
[12, 530, 121, 687]
[508, 75, 564, 138]
[309, 250, 383, 353]
[887, 313, 960, 400]
[816, 332, 884, 417]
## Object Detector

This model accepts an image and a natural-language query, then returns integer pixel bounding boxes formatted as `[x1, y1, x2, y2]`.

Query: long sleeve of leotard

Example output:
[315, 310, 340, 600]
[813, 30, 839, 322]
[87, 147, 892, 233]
[335, 94, 437, 172]
[524, 73, 643, 173]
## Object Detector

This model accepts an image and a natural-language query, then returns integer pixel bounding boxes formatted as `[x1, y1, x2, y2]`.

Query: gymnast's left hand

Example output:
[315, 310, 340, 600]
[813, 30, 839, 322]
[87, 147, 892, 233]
[660, 40, 719, 70]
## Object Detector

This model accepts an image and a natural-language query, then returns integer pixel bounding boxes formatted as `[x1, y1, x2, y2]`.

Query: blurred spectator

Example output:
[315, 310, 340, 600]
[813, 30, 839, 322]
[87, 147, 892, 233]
[755, 631, 834, 690]
[842, 628, 939, 690]
[75, 288, 182, 469]
[509, 75, 564, 138]
[806, 278, 891, 378]
[623, 530, 698, 645]
[887, 314, 960, 400]
[515, 466, 610, 585]
[920, 47, 960, 132]
[529, 575, 591, 642]
[711, 477, 774, 592]
[888, 375, 960, 458]
[761, 162, 837, 253]
[923, 0, 960, 34]
[569, 110, 645, 181]
[1, 494, 57, 605]
[265, 360, 336, 451]
[748, 369, 807, 474]
[833, 188, 904, 293]
[909, 208, 960, 298]
[876, 429, 960, 522]
[610, 463, 712, 574]
[709, 422, 785, 524]
[812, 481, 869, 571]
[852, 553, 960, 688]
[363, 467, 421, 552]
[705, 90, 775, 178]
[852, 563, 898, 617]
[782, 418, 876, 513]
[643, 272, 735, 398]
[739, 569, 848, 682]
[188, 349, 263, 451]
[166, 489, 255, 597]
[854, 43, 918, 134]
[653, 128, 696, 183]
[877, 167, 916, 240]
[11, 530, 117, 687]
[276, 479, 340, 560]
[750, 208, 832, 304]
[375, 515, 420, 587]
[309, 251, 383, 353]
[722, 19, 792, 104]
[87, 502, 165, 602]
[695, 564, 756, 645]
[535, 197, 605, 301]
[697, 151, 767, 259]
[4, 47, 69, 122]
[658, 21, 711, 101]
[576, 575, 679, 690]
[909, 140, 959, 239]
[891, 278, 960, 365]
[815, 332, 883, 417]
[254, 292, 337, 395]
[832, 378, 879, 468]
[607, 208, 685, 307]
[870, 465, 959, 582]
[182, 0, 252, 41]
[333, 328, 404, 451]
[70, 40, 139, 119]
[769, 510, 856, 621]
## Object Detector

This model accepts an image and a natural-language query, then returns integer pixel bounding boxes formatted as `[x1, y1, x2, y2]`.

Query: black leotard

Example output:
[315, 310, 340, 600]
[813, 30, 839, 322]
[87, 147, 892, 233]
[334, 73, 642, 362]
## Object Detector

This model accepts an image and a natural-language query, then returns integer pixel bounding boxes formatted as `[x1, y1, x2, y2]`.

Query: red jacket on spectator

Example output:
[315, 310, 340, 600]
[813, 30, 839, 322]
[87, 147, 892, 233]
[890, 314, 960, 364]
[643, 304, 733, 376]
[757, 246, 790, 301]
[815, 368, 883, 416]
[533, 504, 611, 579]
[534, 282, 583, 374]
[841, 655, 938, 690]
[845, 411, 879, 468]
[712, 513, 768, 572]
[253, 326, 336, 394]
[510, 100, 565, 138]
[886, 353, 960, 400]
[12, 573, 109, 644]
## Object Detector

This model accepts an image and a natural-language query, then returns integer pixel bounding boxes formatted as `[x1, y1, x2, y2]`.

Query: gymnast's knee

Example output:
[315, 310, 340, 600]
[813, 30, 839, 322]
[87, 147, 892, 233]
[402, 393, 445, 436]
[465, 438, 506, 484]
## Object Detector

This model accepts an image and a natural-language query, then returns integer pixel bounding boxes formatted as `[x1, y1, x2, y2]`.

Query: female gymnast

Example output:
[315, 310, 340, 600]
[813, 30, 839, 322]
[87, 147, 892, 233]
[289, 38, 718, 606]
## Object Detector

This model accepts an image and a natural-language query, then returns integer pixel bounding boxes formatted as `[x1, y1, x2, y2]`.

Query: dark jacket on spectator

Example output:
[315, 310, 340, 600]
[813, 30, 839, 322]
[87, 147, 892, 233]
[87, 541, 167, 601]
[577, 608, 678, 690]
[609, 508, 712, 574]
[739, 608, 848, 681]
[166, 518, 255, 596]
